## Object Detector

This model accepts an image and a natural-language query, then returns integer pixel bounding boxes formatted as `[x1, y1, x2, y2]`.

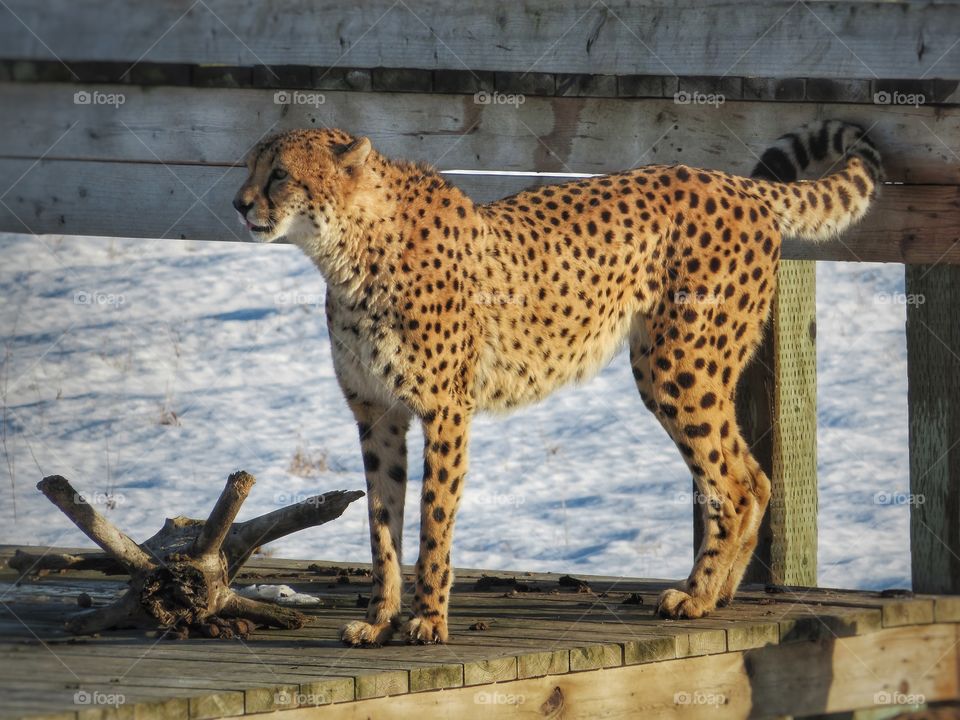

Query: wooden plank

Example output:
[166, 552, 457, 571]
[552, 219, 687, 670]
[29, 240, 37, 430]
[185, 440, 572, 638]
[568, 644, 622, 672]
[906, 263, 960, 594]
[784, 185, 960, 265]
[241, 624, 960, 720]
[4, 633, 528, 696]
[731, 585, 937, 631]
[3, 558, 956, 720]
[408, 664, 463, 693]
[462, 657, 518, 687]
[0, 84, 957, 184]
[1, 1, 958, 79]
[0, 648, 391, 707]
[934, 595, 960, 622]
[719, 602, 883, 644]
[305, 613, 723, 662]
[0, 684, 191, 720]
[739, 260, 818, 586]
[0, 158, 957, 265]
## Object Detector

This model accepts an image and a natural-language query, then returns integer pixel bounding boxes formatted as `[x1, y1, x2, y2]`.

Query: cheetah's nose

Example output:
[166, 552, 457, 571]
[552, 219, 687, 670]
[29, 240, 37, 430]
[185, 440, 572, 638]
[233, 197, 253, 215]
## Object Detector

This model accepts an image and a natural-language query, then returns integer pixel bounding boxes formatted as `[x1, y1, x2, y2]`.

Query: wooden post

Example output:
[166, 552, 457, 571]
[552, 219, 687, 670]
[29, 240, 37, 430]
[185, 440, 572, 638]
[733, 260, 819, 587]
[906, 264, 960, 594]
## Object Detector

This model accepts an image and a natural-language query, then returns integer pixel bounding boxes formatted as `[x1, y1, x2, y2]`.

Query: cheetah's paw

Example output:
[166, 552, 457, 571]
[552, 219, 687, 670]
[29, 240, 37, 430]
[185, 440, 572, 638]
[715, 594, 733, 608]
[340, 619, 397, 647]
[656, 588, 711, 619]
[403, 616, 448, 644]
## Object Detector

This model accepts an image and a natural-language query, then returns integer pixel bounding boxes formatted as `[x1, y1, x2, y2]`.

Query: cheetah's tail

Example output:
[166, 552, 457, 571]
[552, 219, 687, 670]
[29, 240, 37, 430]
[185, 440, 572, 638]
[750, 120, 883, 242]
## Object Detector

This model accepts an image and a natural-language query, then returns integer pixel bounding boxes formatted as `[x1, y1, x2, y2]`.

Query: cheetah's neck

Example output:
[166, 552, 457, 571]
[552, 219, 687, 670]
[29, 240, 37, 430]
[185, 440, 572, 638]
[308, 155, 483, 307]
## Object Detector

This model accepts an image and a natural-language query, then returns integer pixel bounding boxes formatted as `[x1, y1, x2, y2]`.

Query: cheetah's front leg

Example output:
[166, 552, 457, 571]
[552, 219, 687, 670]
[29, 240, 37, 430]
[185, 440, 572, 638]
[340, 401, 411, 647]
[403, 406, 471, 644]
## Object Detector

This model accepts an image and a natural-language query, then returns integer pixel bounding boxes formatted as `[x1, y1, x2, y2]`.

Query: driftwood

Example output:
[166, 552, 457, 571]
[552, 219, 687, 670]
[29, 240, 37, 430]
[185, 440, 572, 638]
[13, 472, 363, 637]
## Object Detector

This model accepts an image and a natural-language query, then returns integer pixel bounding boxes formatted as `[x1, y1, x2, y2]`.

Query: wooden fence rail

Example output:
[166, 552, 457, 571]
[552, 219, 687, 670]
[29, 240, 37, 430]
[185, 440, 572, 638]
[2, 1, 960, 79]
[0, 0, 958, 594]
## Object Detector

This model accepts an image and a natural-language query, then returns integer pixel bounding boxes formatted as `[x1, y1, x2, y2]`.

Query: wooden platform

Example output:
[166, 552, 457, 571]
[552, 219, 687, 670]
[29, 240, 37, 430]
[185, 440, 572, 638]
[1, 546, 958, 719]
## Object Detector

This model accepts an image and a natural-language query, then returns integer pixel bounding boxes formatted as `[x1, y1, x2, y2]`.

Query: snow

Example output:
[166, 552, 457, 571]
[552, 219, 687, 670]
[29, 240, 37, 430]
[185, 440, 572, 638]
[237, 584, 324, 606]
[0, 232, 911, 590]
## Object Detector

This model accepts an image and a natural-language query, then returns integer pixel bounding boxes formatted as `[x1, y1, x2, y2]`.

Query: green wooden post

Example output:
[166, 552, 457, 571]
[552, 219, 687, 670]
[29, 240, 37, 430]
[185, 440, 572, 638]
[906, 264, 960, 594]
[733, 260, 819, 587]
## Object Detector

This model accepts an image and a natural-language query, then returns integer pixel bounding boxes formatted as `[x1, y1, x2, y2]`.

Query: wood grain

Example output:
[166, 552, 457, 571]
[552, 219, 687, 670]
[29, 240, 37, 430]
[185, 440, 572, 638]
[738, 261, 818, 587]
[0, 158, 957, 264]
[907, 263, 960, 594]
[0, 84, 957, 184]
[1, 1, 959, 79]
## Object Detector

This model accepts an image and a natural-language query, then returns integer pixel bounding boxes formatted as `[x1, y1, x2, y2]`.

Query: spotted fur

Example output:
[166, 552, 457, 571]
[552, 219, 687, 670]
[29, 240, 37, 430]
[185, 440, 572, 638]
[233, 121, 881, 645]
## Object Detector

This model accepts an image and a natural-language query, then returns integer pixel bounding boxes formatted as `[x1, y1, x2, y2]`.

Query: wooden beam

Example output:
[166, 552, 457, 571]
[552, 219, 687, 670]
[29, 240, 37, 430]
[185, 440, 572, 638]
[1, 1, 959, 79]
[738, 261, 818, 587]
[0, 84, 957, 184]
[0, 158, 956, 265]
[245, 625, 958, 719]
[906, 264, 960, 594]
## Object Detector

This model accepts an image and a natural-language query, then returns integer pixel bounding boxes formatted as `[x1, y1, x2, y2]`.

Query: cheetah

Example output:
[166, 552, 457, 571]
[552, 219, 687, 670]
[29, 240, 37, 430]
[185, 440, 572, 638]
[233, 120, 882, 645]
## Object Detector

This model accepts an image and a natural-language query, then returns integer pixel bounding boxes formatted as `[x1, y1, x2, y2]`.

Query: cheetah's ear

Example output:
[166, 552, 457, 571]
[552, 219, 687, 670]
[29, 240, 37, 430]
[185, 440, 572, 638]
[334, 137, 371, 169]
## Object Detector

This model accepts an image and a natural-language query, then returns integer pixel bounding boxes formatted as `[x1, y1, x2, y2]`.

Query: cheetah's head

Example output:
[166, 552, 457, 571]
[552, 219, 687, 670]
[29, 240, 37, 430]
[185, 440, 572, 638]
[232, 129, 372, 249]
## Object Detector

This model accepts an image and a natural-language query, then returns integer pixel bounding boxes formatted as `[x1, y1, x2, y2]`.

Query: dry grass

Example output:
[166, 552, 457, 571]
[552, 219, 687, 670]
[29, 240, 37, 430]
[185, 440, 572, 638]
[288, 446, 329, 478]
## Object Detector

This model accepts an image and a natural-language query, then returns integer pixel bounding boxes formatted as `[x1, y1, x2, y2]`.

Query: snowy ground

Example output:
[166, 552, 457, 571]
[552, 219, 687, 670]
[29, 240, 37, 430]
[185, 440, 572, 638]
[0, 231, 911, 589]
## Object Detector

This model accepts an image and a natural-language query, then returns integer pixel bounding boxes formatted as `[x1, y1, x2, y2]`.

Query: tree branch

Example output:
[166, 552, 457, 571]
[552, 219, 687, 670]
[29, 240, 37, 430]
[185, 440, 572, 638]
[37, 476, 153, 572]
[192, 471, 255, 558]
[225, 489, 364, 576]
[220, 593, 306, 629]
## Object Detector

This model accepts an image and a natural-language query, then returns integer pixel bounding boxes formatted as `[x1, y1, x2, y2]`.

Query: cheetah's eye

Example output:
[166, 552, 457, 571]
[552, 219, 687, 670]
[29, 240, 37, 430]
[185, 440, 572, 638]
[271, 168, 288, 181]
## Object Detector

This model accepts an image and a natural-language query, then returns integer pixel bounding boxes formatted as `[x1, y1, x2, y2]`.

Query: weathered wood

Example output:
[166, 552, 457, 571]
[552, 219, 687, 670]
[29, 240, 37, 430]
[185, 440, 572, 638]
[1, 1, 959, 79]
[36, 476, 153, 572]
[240, 625, 959, 720]
[24, 473, 362, 635]
[0, 158, 956, 265]
[906, 264, 960, 594]
[935, 595, 960, 622]
[4, 548, 959, 720]
[0, 645, 396, 704]
[193, 471, 255, 558]
[739, 261, 818, 586]
[0, 84, 957, 184]
[10, 489, 366, 580]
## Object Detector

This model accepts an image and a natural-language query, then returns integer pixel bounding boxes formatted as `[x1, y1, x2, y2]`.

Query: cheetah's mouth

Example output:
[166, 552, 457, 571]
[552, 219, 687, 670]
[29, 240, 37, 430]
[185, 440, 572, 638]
[236, 209, 275, 236]
[245, 219, 273, 234]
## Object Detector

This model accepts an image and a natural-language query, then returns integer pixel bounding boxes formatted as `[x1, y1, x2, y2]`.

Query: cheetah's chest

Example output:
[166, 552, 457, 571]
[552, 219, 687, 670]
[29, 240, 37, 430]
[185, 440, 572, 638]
[325, 293, 408, 409]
